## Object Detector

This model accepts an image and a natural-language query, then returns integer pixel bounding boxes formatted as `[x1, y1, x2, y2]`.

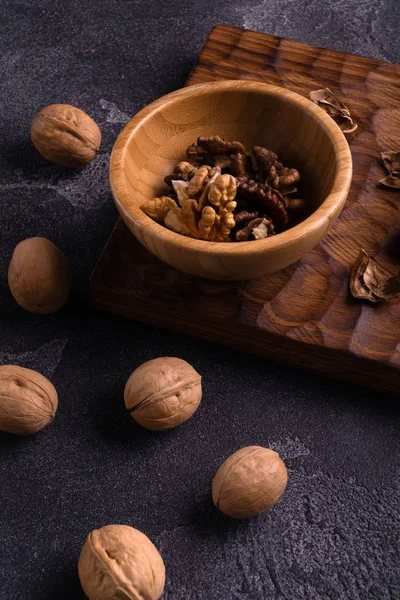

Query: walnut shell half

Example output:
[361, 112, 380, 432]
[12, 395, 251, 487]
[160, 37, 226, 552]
[0, 365, 58, 435]
[8, 237, 72, 314]
[212, 446, 288, 519]
[124, 357, 202, 431]
[78, 524, 165, 600]
[31, 104, 101, 167]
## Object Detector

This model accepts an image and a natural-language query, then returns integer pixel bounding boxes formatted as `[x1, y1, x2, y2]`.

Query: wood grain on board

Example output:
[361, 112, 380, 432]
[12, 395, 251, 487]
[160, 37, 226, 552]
[90, 25, 400, 393]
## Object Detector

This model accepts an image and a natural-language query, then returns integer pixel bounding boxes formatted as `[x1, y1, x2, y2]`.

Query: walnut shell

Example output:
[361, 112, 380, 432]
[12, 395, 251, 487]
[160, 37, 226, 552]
[0, 365, 58, 435]
[8, 237, 72, 314]
[212, 446, 288, 519]
[31, 104, 101, 167]
[78, 524, 165, 600]
[124, 357, 202, 431]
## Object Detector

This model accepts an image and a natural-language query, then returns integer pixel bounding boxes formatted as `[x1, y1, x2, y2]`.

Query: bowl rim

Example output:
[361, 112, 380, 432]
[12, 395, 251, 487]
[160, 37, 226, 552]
[109, 79, 352, 257]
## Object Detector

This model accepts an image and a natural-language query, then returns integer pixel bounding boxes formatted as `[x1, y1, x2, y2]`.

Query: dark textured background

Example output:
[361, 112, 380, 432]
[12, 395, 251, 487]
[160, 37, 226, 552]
[1, 1, 400, 599]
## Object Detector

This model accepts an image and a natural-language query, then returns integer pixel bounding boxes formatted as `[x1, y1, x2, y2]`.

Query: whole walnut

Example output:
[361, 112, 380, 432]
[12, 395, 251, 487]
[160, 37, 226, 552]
[8, 237, 72, 314]
[0, 365, 58, 435]
[31, 104, 101, 167]
[78, 524, 165, 600]
[124, 357, 202, 431]
[212, 446, 288, 519]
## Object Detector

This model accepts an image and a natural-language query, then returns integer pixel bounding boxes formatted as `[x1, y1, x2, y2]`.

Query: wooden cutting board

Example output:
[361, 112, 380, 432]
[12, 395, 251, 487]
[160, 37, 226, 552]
[90, 24, 400, 393]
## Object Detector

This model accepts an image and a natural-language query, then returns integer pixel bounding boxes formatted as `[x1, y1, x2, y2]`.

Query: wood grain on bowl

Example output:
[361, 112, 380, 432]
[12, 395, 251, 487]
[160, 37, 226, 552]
[91, 25, 400, 393]
[109, 79, 352, 280]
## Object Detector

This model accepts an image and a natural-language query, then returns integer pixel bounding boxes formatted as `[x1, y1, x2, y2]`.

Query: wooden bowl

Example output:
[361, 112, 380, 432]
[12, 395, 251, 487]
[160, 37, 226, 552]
[110, 80, 352, 280]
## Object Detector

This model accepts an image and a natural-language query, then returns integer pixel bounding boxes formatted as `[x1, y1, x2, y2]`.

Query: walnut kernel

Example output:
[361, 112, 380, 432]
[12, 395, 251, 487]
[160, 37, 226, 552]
[142, 138, 305, 240]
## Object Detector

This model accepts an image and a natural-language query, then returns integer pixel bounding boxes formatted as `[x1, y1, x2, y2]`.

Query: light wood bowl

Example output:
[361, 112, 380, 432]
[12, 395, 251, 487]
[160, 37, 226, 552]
[109, 80, 352, 280]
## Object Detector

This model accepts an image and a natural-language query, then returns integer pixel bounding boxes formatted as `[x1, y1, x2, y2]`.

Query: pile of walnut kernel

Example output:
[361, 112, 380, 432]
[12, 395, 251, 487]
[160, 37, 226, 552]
[142, 136, 305, 242]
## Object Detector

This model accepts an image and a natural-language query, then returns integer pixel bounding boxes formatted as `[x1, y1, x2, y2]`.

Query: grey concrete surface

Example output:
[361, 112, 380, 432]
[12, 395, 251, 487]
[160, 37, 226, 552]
[1, 1, 399, 598]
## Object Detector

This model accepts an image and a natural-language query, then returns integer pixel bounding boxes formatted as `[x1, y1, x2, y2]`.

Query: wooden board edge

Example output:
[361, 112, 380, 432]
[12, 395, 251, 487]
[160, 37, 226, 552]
[89, 282, 400, 396]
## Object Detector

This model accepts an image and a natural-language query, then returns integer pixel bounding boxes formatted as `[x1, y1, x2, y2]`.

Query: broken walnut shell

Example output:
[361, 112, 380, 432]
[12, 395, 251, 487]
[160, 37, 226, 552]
[350, 248, 400, 303]
[8, 237, 72, 314]
[379, 151, 400, 189]
[78, 524, 165, 600]
[31, 104, 101, 167]
[212, 446, 288, 519]
[309, 88, 357, 134]
[124, 357, 202, 431]
[0, 365, 58, 435]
